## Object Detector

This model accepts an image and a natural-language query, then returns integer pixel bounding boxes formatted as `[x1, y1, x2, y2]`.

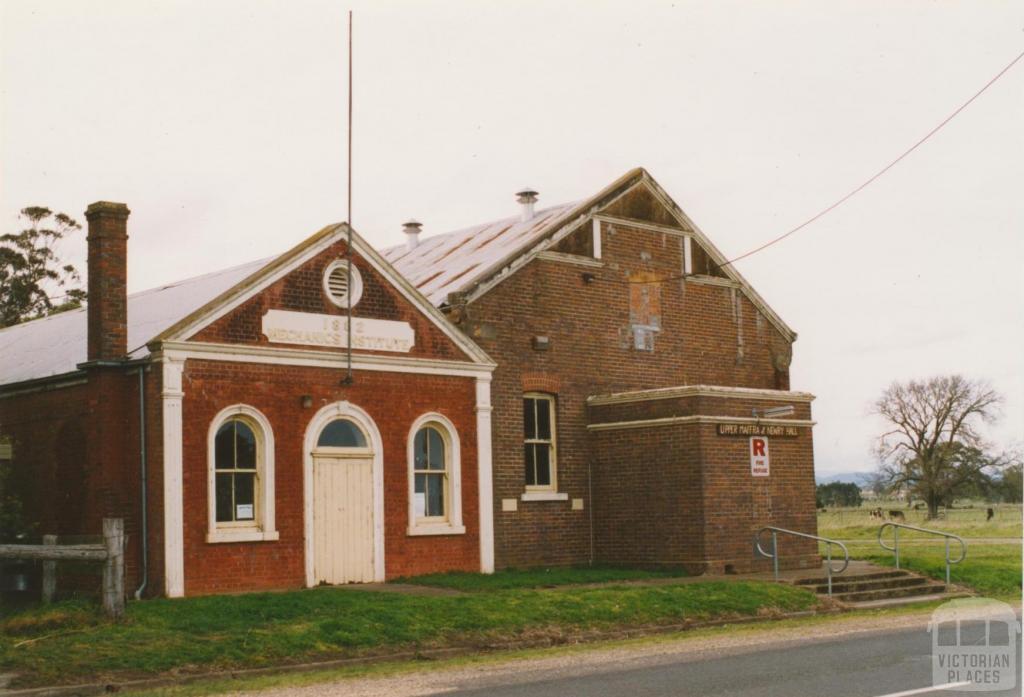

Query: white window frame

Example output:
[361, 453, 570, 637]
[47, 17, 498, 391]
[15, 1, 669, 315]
[206, 404, 279, 543]
[522, 392, 564, 500]
[406, 413, 465, 536]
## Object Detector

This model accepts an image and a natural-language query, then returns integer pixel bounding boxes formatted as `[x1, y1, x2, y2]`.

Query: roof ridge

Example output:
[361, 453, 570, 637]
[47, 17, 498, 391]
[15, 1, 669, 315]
[383, 200, 579, 254]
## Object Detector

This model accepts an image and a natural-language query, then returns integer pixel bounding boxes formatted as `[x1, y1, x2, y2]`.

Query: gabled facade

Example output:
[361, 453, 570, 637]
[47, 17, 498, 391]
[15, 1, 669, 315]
[387, 168, 819, 573]
[0, 204, 495, 596]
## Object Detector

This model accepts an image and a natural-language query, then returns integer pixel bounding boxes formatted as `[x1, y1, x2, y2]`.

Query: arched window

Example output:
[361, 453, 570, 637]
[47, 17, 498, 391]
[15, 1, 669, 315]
[407, 414, 464, 536]
[214, 419, 258, 523]
[413, 426, 447, 519]
[207, 406, 278, 543]
[316, 419, 368, 448]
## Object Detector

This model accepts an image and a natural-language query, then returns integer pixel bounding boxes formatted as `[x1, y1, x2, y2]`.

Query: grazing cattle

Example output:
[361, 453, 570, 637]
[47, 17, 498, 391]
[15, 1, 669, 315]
[987, 507, 995, 521]
[888, 510, 906, 522]
[869, 507, 884, 520]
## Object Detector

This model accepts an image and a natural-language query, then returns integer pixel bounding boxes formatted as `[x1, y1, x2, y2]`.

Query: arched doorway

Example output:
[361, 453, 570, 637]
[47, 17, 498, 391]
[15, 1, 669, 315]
[303, 402, 384, 585]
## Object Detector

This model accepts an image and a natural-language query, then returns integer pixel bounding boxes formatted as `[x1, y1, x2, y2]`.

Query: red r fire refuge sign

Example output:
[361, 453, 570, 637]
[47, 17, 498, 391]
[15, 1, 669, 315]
[750, 436, 770, 477]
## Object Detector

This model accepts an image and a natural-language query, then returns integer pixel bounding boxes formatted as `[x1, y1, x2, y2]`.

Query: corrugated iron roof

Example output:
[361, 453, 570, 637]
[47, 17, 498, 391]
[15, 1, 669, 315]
[381, 201, 579, 306]
[1, 167, 800, 388]
[0, 257, 271, 385]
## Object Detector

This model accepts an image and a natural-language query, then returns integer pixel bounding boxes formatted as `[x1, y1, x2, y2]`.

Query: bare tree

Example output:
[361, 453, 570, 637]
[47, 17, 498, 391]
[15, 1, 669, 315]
[873, 375, 1006, 519]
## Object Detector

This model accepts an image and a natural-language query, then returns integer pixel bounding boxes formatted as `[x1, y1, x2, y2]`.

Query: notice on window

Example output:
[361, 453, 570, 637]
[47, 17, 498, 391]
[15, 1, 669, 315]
[414, 492, 426, 518]
[750, 437, 770, 477]
[236, 504, 254, 520]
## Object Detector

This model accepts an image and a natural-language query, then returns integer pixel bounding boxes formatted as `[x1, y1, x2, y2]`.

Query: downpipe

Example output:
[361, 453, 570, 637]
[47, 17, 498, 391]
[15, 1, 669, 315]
[133, 367, 148, 600]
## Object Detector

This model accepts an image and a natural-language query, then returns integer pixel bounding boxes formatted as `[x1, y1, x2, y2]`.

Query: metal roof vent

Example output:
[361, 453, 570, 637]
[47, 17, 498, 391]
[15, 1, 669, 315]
[323, 259, 363, 308]
[516, 187, 539, 222]
[403, 219, 423, 251]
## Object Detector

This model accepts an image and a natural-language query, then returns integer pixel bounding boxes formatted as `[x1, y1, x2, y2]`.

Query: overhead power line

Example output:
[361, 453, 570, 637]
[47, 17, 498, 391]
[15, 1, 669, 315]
[714, 47, 1024, 270]
[626, 47, 1024, 284]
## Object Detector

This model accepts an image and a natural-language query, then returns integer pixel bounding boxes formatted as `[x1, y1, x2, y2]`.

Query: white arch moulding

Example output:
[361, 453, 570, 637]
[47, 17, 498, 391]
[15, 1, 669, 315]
[302, 401, 385, 586]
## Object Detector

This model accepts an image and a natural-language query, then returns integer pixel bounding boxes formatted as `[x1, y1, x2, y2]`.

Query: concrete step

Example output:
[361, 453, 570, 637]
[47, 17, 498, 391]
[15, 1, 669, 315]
[794, 570, 907, 586]
[833, 582, 949, 603]
[809, 575, 930, 595]
[843, 591, 972, 609]
[789, 564, 970, 608]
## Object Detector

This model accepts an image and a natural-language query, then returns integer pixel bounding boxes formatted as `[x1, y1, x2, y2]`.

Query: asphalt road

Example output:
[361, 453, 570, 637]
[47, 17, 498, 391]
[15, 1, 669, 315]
[435, 623, 1022, 697]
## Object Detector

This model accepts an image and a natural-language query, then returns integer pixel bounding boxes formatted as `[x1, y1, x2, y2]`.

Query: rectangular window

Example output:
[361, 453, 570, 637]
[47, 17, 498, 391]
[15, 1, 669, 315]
[523, 394, 556, 490]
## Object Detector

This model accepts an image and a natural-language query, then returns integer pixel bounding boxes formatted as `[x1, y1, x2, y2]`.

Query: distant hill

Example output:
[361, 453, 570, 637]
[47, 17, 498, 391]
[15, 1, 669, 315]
[815, 471, 875, 487]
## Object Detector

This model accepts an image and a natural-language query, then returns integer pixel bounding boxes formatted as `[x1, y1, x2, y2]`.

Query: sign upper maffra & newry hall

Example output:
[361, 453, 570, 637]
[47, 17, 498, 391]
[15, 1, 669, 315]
[717, 423, 799, 438]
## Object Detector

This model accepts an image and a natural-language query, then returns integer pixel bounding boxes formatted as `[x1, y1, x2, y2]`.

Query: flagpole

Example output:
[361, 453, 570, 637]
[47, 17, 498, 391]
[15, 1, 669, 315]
[343, 9, 354, 385]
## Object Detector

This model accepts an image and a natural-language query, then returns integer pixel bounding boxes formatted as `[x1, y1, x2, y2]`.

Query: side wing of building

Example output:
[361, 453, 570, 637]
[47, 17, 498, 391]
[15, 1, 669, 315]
[447, 174, 819, 573]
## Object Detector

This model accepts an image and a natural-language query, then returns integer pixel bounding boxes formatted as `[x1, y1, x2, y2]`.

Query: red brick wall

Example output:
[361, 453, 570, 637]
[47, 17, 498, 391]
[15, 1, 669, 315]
[178, 360, 480, 595]
[588, 392, 818, 572]
[191, 240, 465, 362]
[590, 424, 706, 567]
[697, 422, 818, 572]
[591, 420, 817, 573]
[143, 366, 166, 596]
[0, 366, 163, 595]
[0, 381, 94, 537]
[458, 212, 808, 569]
[593, 390, 815, 569]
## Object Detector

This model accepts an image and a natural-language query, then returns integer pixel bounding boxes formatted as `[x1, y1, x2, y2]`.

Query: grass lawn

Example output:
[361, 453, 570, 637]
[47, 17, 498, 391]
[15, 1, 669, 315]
[119, 601, 967, 697]
[393, 565, 685, 591]
[0, 579, 814, 687]
[817, 502, 1022, 541]
[816, 503, 1021, 599]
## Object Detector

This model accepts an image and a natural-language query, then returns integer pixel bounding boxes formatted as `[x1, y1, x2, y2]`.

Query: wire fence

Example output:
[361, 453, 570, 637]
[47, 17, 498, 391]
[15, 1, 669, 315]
[817, 502, 1022, 534]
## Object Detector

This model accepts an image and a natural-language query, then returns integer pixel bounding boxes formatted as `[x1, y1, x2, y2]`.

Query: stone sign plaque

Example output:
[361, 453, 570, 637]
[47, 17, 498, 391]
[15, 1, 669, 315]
[261, 309, 415, 353]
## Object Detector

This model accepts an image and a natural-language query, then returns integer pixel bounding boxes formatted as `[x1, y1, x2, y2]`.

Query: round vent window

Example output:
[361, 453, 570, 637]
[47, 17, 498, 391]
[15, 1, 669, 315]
[323, 260, 363, 308]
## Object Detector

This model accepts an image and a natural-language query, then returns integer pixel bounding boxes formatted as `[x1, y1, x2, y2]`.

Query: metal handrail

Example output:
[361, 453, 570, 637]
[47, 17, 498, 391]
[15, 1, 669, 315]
[877, 522, 967, 586]
[754, 526, 850, 597]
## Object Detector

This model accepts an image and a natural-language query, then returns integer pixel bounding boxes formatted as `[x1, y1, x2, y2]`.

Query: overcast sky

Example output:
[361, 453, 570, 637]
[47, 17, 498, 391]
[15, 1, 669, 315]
[2, 0, 1022, 476]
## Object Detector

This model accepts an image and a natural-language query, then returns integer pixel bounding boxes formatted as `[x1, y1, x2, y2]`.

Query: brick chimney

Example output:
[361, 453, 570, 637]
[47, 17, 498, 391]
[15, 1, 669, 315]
[85, 201, 130, 362]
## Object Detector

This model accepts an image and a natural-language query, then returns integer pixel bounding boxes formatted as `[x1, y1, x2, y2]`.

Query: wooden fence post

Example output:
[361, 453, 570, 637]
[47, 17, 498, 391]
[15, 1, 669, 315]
[102, 518, 125, 620]
[41, 535, 57, 603]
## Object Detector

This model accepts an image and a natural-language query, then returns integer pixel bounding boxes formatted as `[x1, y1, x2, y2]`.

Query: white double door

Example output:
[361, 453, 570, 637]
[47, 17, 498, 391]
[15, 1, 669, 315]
[312, 453, 375, 584]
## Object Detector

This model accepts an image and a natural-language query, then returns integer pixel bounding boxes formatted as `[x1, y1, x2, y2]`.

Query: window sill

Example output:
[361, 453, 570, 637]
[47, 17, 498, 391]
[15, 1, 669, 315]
[407, 523, 466, 537]
[206, 530, 280, 544]
[520, 492, 569, 502]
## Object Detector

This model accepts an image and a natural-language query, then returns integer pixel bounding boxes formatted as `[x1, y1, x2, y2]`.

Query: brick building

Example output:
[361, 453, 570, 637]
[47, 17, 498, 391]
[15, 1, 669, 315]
[383, 168, 818, 574]
[0, 168, 818, 597]
[0, 205, 496, 596]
